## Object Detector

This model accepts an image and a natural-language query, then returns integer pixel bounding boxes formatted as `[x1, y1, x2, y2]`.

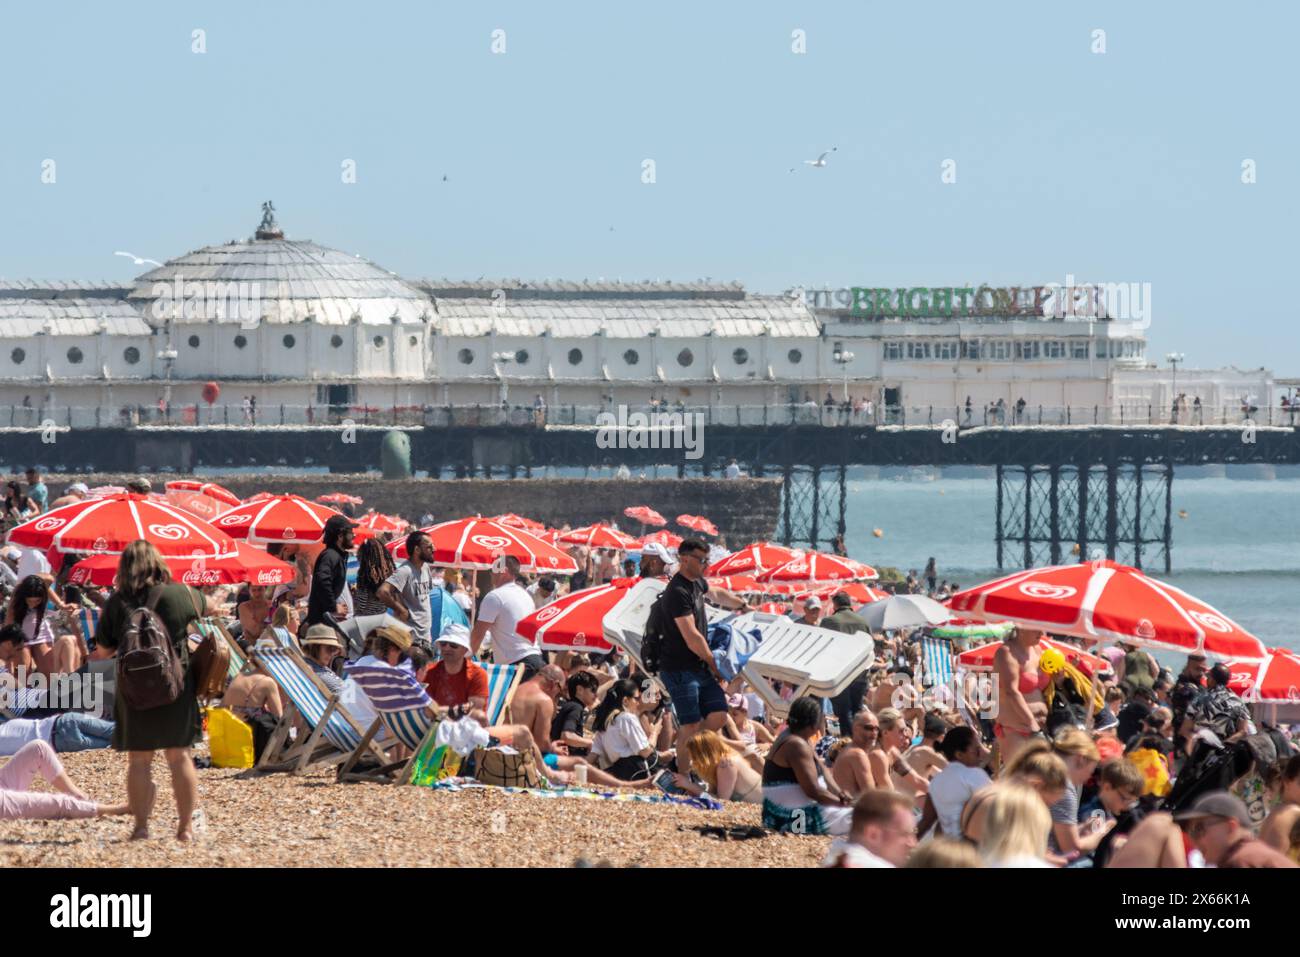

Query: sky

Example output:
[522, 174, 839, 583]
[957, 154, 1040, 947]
[1, 1, 1295, 372]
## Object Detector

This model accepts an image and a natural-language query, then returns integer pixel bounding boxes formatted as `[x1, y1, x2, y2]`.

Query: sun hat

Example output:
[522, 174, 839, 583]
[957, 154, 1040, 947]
[301, 624, 343, 651]
[640, 542, 674, 564]
[437, 622, 471, 650]
[372, 623, 413, 651]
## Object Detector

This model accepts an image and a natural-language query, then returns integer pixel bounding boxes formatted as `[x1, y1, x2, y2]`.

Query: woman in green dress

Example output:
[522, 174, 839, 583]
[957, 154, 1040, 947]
[94, 540, 205, 841]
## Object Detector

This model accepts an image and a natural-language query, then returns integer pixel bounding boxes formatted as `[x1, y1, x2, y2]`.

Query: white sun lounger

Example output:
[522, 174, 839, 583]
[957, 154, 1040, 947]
[735, 612, 874, 720]
[600, 578, 729, 676]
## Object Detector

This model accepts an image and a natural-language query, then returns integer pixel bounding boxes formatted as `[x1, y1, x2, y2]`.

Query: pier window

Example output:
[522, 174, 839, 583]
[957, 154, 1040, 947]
[330, 334, 343, 348]
[373, 335, 385, 349]
[408, 335, 418, 347]
[568, 348, 583, 365]
[1015, 340, 1040, 360]
[677, 348, 694, 367]
[985, 340, 1012, 360]
[787, 348, 803, 363]
[67, 347, 84, 364]
[187, 335, 200, 348]
[883, 342, 904, 361]
[515, 349, 530, 364]
[906, 341, 930, 359]
[283, 334, 296, 349]
[733, 347, 749, 365]
[933, 340, 959, 360]
[1043, 340, 1065, 359]
[961, 340, 981, 360]
[457, 348, 474, 364]
[10, 347, 25, 365]
[623, 349, 640, 365]
[123, 346, 140, 364]
[234, 335, 248, 349]
[1070, 340, 1090, 359]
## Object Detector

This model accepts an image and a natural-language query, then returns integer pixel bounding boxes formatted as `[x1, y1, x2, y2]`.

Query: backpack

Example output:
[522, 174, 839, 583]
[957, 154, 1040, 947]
[116, 586, 186, 711]
[640, 593, 668, 675]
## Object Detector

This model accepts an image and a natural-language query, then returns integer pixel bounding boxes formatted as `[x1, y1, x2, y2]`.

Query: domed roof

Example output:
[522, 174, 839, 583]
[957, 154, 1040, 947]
[126, 202, 432, 326]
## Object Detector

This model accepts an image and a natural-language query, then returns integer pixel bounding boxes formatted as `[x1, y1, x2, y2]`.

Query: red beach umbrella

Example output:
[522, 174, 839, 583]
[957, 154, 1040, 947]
[213, 494, 370, 545]
[624, 506, 667, 527]
[355, 511, 408, 534]
[492, 513, 547, 532]
[948, 560, 1267, 660]
[638, 530, 683, 550]
[387, 517, 578, 573]
[7, 493, 238, 558]
[317, 493, 364, 507]
[956, 636, 1109, 675]
[707, 542, 802, 577]
[515, 580, 638, 652]
[1222, 647, 1300, 704]
[67, 540, 295, 588]
[558, 524, 640, 549]
[677, 514, 719, 537]
[757, 552, 879, 583]
[164, 480, 242, 522]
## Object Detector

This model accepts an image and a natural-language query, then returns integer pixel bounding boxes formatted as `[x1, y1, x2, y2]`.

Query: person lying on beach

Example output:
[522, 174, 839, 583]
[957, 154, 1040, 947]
[0, 709, 116, 756]
[672, 730, 762, 803]
[0, 739, 131, 821]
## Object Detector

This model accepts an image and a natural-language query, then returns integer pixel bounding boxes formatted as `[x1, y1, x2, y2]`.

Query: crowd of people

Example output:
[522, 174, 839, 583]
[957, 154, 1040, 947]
[1, 474, 1298, 871]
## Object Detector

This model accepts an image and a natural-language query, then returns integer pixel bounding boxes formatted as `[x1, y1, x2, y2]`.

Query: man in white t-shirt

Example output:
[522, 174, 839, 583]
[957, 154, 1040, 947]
[918, 726, 991, 838]
[471, 555, 545, 680]
[822, 790, 918, 868]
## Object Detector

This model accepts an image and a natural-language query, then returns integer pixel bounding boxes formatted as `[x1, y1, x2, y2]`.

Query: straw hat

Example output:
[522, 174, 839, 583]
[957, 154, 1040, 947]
[372, 623, 413, 651]
[301, 624, 343, 651]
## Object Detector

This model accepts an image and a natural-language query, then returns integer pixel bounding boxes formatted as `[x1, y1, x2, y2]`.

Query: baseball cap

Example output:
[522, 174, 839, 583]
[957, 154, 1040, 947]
[640, 542, 674, 564]
[66, 482, 90, 497]
[803, 595, 822, 610]
[437, 622, 472, 650]
[1172, 791, 1251, 827]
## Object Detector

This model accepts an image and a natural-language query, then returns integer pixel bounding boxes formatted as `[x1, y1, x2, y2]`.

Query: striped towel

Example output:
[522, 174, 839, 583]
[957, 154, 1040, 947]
[346, 553, 360, 587]
[919, 636, 955, 688]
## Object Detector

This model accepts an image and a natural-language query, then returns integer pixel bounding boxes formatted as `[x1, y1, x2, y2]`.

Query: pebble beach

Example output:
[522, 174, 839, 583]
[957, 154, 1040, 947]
[0, 749, 830, 868]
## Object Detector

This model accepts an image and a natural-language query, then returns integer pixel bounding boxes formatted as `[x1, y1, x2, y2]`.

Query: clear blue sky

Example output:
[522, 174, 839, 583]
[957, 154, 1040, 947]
[1, 1, 1294, 372]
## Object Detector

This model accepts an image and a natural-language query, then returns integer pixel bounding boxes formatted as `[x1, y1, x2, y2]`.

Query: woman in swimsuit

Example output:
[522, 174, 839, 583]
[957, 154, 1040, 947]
[993, 627, 1050, 768]
[1261, 755, 1300, 857]
[672, 730, 763, 804]
[760, 696, 855, 835]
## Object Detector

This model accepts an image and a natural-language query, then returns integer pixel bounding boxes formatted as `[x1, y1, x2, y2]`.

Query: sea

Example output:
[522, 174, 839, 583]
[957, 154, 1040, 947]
[193, 464, 1300, 657]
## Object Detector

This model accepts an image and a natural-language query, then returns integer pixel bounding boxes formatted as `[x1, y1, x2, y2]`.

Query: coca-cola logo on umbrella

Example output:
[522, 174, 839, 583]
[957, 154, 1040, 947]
[535, 605, 563, 623]
[147, 523, 188, 541]
[471, 535, 512, 550]
[219, 514, 252, 526]
[1018, 583, 1077, 600]
[1189, 610, 1232, 634]
[256, 570, 280, 585]
[182, 569, 219, 585]
[786, 562, 808, 575]
[33, 516, 66, 531]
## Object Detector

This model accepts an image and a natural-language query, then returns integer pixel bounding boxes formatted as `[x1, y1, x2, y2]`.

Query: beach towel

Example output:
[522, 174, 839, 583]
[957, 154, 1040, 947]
[420, 776, 722, 810]
[430, 586, 470, 636]
[919, 636, 954, 688]
[708, 616, 765, 683]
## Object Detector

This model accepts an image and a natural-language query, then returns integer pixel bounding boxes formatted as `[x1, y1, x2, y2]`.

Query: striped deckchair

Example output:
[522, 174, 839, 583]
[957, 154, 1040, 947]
[481, 661, 523, 726]
[76, 607, 100, 650]
[250, 646, 388, 775]
[919, 635, 955, 689]
[338, 664, 441, 784]
[346, 553, 360, 587]
[191, 617, 247, 683]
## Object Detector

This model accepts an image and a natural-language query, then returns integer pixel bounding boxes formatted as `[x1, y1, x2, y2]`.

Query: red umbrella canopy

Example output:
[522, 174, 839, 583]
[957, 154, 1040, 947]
[638, 529, 683, 549]
[515, 580, 636, 652]
[624, 506, 667, 527]
[7, 494, 238, 558]
[213, 494, 368, 545]
[164, 480, 241, 507]
[949, 560, 1268, 660]
[317, 493, 364, 506]
[956, 636, 1110, 676]
[67, 540, 295, 588]
[808, 581, 890, 605]
[707, 574, 762, 592]
[355, 511, 408, 534]
[164, 480, 242, 522]
[558, 524, 640, 549]
[757, 552, 879, 583]
[677, 514, 719, 537]
[1223, 648, 1300, 703]
[757, 601, 790, 615]
[492, 513, 546, 532]
[388, 518, 579, 572]
[243, 491, 274, 504]
[707, 542, 802, 577]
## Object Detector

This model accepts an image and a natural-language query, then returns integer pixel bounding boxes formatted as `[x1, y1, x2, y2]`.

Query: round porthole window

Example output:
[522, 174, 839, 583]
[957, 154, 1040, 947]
[373, 335, 385, 349]
[515, 349, 529, 364]
[677, 348, 694, 367]
[233, 335, 248, 349]
[282, 334, 296, 349]
[330, 334, 344, 348]
[458, 348, 474, 365]
[409, 335, 418, 347]
[733, 347, 749, 365]
[623, 349, 639, 366]
[123, 346, 141, 364]
[568, 348, 583, 365]
[67, 347, 84, 364]
[187, 335, 200, 348]
[788, 348, 803, 364]
[11, 347, 26, 364]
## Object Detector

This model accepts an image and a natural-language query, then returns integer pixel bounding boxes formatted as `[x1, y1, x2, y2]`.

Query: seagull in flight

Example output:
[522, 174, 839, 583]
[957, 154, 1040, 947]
[114, 251, 163, 268]
[804, 147, 837, 168]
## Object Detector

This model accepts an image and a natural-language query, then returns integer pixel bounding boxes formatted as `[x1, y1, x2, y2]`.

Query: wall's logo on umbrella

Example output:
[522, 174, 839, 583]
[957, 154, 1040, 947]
[548, 556, 560, 566]
[219, 514, 252, 526]
[535, 605, 563, 623]
[147, 523, 188, 541]
[282, 528, 296, 540]
[573, 632, 588, 645]
[1135, 618, 1156, 640]
[1018, 583, 1076, 600]
[1189, 610, 1231, 634]
[1288, 685, 1300, 702]
[786, 562, 808, 575]
[92, 537, 109, 551]
[472, 535, 512, 550]
[34, 516, 66, 531]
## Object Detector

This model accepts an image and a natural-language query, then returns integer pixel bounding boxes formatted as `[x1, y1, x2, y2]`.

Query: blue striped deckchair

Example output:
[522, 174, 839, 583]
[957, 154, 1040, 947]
[250, 646, 387, 775]
[338, 664, 441, 784]
[481, 661, 523, 727]
[919, 635, 955, 689]
[77, 607, 100, 651]
[346, 553, 359, 587]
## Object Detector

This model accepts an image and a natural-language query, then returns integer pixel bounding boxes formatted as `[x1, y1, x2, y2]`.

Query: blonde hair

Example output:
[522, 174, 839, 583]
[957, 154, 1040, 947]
[906, 837, 985, 869]
[685, 731, 734, 792]
[877, 707, 905, 734]
[979, 783, 1051, 864]
[115, 540, 171, 601]
[1003, 740, 1069, 792]
[1052, 726, 1100, 762]
[272, 603, 297, 629]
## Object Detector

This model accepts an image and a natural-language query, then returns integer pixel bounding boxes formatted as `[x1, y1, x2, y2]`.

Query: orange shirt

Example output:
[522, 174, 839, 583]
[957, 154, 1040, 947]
[425, 659, 489, 709]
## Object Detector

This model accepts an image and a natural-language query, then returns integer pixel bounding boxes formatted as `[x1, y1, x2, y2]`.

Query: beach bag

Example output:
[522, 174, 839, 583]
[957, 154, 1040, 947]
[117, 586, 186, 711]
[190, 627, 231, 703]
[473, 746, 542, 788]
[207, 707, 255, 769]
[641, 593, 668, 675]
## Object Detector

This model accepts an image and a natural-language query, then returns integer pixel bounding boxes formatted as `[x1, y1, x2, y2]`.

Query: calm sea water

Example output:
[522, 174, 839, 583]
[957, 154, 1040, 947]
[839, 475, 1300, 655]
[195, 464, 1300, 655]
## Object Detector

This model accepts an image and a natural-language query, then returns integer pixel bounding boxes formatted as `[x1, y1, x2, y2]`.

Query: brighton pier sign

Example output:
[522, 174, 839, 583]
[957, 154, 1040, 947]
[800, 278, 1151, 324]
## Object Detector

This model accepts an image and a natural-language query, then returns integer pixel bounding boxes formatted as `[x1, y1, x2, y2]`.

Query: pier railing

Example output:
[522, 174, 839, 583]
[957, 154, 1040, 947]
[3, 401, 1292, 431]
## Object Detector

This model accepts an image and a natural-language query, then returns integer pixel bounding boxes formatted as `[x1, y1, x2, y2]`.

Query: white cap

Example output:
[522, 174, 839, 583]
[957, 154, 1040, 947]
[66, 482, 90, 496]
[803, 595, 822, 609]
[641, 542, 674, 564]
[437, 622, 472, 650]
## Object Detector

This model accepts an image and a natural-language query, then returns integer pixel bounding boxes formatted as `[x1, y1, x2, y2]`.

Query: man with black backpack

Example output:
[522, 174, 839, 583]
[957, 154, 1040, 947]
[649, 539, 749, 776]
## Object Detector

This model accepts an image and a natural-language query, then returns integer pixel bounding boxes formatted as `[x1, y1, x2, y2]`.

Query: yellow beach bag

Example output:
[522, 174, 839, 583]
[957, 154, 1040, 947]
[207, 707, 255, 769]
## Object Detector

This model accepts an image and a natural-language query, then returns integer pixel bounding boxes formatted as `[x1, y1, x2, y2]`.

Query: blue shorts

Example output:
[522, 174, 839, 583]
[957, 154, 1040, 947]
[543, 753, 560, 769]
[660, 667, 728, 726]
